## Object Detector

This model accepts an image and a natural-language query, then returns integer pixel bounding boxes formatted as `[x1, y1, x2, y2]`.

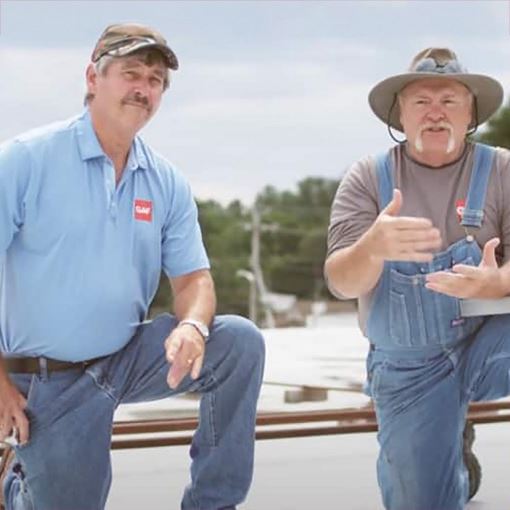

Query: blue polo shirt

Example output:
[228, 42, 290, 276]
[0, 110, 210, 361]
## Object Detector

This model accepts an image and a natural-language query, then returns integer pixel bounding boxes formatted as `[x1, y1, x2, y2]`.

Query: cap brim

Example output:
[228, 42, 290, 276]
[368, 72, 503, 132]
[111, 40, 179, 70]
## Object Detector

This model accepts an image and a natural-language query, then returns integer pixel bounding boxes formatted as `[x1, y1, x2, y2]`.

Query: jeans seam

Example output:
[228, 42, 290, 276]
[413, 284, 427, 346]
[85, 370, 118, 405]
[484, 352, 510, 364]
[189, 486, 201, 510]
[208, 373, 218, 446]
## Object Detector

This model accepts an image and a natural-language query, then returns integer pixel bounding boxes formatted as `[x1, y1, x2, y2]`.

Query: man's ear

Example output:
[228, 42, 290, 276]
[397, 94, 405, 126]
[85, 63, 98, 96]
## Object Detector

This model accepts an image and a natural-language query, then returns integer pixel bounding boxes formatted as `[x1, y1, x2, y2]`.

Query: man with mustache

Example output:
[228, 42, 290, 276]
[0, 23, 265, 510]
[325, 48, 509, 509]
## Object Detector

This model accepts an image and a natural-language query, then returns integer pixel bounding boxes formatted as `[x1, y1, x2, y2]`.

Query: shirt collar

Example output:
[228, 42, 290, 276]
[76, 109, 105, 161]
[129, 137, 149, 172]
[76, 109, 149, 171]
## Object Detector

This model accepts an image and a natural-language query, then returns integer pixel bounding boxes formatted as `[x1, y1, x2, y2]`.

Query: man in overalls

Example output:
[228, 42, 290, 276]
[325, 47, 509, 509]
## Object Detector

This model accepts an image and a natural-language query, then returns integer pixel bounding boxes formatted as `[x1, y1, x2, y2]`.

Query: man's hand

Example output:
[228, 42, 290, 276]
[0, 376, 29, 444]
[165, 323, 205, 389]
[367, 189, 442, 262]
[425, 237, 505, 299]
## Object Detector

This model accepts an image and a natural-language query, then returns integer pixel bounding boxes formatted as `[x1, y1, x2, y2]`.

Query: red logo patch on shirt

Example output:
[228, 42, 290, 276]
[134, 199, 153, 222]
[455, 199, 465, 222]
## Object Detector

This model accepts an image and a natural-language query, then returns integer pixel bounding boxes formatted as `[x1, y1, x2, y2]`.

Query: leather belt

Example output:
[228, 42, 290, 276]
[3, 357, 99, 374]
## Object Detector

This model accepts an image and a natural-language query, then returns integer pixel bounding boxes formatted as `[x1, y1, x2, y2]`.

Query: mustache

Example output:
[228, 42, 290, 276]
[122, 93, 151, 111]
[418, 121, 453, 134]
[414, 121, 456, 154]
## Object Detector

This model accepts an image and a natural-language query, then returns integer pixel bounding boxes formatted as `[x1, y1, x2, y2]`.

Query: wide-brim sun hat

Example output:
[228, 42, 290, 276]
[368, 47, 504, 133]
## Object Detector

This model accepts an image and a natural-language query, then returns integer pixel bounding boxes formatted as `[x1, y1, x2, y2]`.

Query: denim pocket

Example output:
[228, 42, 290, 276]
[436, 293, 464, 340]
[389, 290, 411, 346]
[389, 269, 428, 346]
[19, 370, 100, 437]
[433, 256, 480, 343]
[13, 375, 41, 452]
[9, 374, 39, 422]
[23, 375, 40, 419]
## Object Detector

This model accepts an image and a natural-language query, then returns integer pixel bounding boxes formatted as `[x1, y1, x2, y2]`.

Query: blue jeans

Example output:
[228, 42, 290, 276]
[3, 314, 265, 510]
[367, 314, 510, 510]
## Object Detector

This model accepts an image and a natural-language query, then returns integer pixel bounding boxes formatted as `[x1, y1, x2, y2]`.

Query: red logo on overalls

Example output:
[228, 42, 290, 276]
[134, 199, 153, 222]
[455, 199, 465, 222]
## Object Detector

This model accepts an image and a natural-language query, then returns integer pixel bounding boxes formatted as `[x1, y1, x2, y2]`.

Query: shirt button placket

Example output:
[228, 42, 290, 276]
[104, 160, 117, 221]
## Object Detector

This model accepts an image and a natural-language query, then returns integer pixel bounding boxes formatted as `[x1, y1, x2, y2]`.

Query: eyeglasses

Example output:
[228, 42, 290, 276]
[414, 57, 467, 75]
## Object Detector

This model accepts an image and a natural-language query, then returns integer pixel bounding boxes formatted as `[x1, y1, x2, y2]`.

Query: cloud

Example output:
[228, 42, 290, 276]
[2, 6, 509, 207]
[0, 47, 89, 138]
[0, 44, 381, 205]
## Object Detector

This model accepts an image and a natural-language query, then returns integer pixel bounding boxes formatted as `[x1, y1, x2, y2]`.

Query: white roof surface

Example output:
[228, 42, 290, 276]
[109, 315, 510, 509]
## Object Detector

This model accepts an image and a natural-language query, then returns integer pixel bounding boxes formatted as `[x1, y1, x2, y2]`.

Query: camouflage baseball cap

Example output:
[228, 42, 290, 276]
[91, 23, 179, 70]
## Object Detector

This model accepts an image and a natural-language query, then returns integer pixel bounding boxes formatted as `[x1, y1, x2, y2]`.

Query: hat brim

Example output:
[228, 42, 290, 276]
[368, 72, 503, 132]
[112, 40, 179, 70]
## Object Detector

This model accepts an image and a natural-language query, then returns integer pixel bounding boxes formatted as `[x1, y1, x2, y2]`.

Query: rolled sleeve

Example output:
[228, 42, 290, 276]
[161, 173, 210, 278]
[327, 157, 379, 257]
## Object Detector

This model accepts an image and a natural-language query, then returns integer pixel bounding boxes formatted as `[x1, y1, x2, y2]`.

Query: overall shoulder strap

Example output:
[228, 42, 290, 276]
[375, 149, 395, 211]
[461, 143, 496, 228]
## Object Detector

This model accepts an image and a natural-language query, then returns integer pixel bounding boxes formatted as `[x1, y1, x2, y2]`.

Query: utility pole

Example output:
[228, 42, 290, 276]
[251, 204, 275, 328]
[236, 269, 256, 322]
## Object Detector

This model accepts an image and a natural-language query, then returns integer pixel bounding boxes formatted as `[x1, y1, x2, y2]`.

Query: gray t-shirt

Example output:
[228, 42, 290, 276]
[327, 142, 510, 335]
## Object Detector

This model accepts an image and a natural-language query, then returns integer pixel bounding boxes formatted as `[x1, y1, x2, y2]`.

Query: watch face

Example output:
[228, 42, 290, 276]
[200, 324, 210, 338]
[182, 320, 209, 340]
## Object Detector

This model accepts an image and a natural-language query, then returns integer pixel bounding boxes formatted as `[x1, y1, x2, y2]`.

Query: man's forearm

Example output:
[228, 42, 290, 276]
[172, 270, 217, 325]
[325, 230, 384, 299]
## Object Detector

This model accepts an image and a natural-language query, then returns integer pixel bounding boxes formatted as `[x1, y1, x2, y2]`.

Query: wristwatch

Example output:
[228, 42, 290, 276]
[179, 319, 210, 342]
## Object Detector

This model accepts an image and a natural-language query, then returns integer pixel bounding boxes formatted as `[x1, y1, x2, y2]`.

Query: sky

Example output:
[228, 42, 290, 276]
[0, 0, 509, 205]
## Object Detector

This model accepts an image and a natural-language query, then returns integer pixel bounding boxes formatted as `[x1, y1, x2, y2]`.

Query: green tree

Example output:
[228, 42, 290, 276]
[150, 176, 341, 320]
[256, 177, 338, 299]
[477, 100, 510, 148]
[150, 198, 252, 317]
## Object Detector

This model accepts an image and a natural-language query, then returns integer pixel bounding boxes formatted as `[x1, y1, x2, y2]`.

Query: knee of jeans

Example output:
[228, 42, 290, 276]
[218, 315, 265, 364]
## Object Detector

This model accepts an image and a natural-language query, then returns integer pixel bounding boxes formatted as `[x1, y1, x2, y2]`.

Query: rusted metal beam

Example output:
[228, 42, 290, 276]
[110, 401, 510, 450]
[112, 401, 510, 435]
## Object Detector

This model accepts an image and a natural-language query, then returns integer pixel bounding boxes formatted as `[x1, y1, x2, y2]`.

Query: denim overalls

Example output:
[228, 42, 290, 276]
[365, 144, 510, 510]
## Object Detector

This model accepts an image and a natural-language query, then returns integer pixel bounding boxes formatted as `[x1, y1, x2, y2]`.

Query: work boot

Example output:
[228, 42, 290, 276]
[463, 420, 482, 501]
